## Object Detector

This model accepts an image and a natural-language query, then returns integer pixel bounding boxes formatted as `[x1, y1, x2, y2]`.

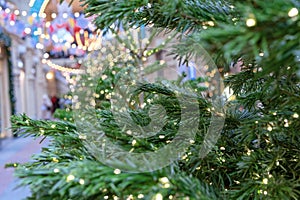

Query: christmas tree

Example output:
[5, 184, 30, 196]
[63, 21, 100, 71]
[8, 0, 300, 199]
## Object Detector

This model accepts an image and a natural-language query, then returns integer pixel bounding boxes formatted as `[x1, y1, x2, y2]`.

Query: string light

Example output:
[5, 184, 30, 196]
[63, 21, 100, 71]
[44, 59, 85, 74]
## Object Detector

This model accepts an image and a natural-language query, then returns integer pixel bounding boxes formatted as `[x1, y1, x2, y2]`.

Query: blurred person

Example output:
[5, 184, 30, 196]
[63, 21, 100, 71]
[41, 94, 52, 120]
[51, 95, 60, 114]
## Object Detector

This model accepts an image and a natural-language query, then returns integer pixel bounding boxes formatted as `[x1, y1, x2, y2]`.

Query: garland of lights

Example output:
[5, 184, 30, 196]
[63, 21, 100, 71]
[43, 59, 85, 74]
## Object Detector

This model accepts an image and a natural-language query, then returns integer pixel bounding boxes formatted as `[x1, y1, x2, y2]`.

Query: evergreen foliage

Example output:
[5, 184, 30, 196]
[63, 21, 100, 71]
[7, 0, 300, 199]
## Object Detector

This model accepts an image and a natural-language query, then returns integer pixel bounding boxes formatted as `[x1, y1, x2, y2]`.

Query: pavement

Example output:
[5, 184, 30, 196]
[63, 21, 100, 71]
[0, 136, 48, 200]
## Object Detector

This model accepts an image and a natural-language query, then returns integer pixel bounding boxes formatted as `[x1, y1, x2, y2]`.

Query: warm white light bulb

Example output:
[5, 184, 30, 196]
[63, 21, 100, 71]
[46, 71, 54, 80]
[43, 53, 49, 59]
[41, 13, 47, 18]
[288, 8, 298, 17]
[14, 10, 20, 15]
[63, 13, 68, 19]
[22, 11, 27, 16]
[24, 28, 31, 34]
[51, 13, 57, 19]
[74, 12, 80, 18]
[246, 18, 256, 27]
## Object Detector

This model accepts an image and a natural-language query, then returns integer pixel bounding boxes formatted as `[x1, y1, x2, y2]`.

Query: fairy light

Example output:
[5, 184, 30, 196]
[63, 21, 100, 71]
[45, 59, 85, 74]
[24, 27, 31, 34]
[45, 21, 51, 27]
[65, 42, 71, 48]
[114, 169, 121, 174]
[154, 193, 163, 200]
[159, 177, 170, 188]
[53, 168, 60, 173]
[14, 9, 20, 15]
[79, 135, 87, 140]
[79, 179, 85, 185]
[262, 178, 268, 184]
[267, 125, 272, 132]
[74, 12, 80, 18]
[288, 8, 298, 17]
[63, 12, 68, 19]
[22, 10, 27, 16]
[66, 174, 75, 182]
[159, 135, 165, 139]
[246, 18, 256, 27]
[5, 8, 10, 13]
[68, 45, 76, 50]
[33, 28, 42, 36]
[204, 21, 215, 26]
[35, 43, 44, 49]
[131, 139, 137, 146]
[51, 13, 57, 19]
